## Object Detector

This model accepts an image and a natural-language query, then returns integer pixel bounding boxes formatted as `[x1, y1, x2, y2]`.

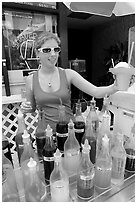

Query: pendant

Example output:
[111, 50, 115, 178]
[48, 82, 52, 87]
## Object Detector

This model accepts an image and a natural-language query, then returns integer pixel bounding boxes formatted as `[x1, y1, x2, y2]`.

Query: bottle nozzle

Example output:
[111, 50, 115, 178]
[90, 97, 96, 107]
[17, 109, 23, 118]
[54, 148, 62, 158]
[27, 157, 37, 168]
[54, 149, 62, 161]
[45, 124, 53, 137]
[22, 130, 30, 142]
[68, 119, 74, 129]
[82, 139, 91, 152]
[102, 134, 109, 146]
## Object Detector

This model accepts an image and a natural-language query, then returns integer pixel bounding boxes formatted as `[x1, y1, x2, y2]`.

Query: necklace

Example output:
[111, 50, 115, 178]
[48, 82, 52, 87]
[47, 69, 56, 88]
[39, 67, 57, 88]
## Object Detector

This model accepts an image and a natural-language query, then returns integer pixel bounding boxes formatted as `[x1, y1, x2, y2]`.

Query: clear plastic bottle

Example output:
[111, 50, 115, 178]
[96, 111, 112, 158]
[63, 119, 81, 175]
[124, 124, 135, 173]
[24, 157, 47, 202]
[56, 105, 68, 152]
[43, 124, 57, 184]
[95, 134, 112, 193]
[77, 139, 95, 200]
[82, 121, 97, 164]
[15, 109, 27, 163]
[2, 134, 13, 164]
[50, 149, 69, 202]
[2, 151, 20, 202]
[86, 97, 99, 135]
[74, 100, 85, 147]
[111, 132, 126, 185]
[98, 95, 111, 124]
[35, 107, 46, 161]
[20, 130, 39, 183]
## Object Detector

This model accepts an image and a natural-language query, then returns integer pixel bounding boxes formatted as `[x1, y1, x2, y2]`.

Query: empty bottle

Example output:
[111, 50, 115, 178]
[43, 125, 57, 184]
[35, 107, 46, 161]
[86, 97, 99, 135]
[98, 95, 111, 124]
[63, 119, 81, 175]
[24, 157, 47, 202]
[20, 130, 39, 183]
[111, 132, 126, 185]
[56, 105, 68, 152]
[77, 139, 95, 200]
[95, 134, 112, 193]
[96, 111, 111, 158]
[50, 149, 69, 202]
[82, 122, 97, 164]
[74, 100, 85, 147]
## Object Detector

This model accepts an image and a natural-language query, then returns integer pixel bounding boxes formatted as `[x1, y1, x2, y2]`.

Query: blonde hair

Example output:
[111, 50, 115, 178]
[34, 31, 60, 50]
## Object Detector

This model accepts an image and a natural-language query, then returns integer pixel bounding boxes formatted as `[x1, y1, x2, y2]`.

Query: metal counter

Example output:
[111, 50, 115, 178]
[44, 171, 135, 202]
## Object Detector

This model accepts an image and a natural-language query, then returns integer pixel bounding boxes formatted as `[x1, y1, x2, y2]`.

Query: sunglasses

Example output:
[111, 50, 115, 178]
[38, 47, 61, 54]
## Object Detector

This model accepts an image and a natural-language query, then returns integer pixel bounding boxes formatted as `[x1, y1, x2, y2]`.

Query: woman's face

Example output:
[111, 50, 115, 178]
[37, 38, 60, 69]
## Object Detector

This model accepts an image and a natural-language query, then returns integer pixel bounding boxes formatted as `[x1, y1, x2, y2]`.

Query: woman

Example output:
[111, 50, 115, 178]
[22, 31, 118, 132]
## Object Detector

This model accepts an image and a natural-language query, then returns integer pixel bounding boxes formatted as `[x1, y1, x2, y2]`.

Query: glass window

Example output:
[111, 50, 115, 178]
[2, 9, 57, 70]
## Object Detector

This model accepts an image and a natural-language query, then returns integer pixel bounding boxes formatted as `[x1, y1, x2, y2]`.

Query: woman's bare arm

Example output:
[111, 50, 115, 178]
[65, 69, 118, 98]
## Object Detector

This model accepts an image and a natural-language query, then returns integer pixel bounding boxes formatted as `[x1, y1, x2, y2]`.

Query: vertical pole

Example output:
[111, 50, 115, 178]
[57, 3, 69, 68]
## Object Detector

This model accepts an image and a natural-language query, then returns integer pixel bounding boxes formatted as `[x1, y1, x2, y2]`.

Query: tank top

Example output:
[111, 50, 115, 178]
[33, 68, 74, 133]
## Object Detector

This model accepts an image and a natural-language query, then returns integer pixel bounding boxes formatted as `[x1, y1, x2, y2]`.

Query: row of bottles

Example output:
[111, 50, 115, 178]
[3, 95, 134, 202]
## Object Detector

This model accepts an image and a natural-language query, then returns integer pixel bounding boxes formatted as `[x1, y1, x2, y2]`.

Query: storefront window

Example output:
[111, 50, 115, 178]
[2, 9, 57, 70]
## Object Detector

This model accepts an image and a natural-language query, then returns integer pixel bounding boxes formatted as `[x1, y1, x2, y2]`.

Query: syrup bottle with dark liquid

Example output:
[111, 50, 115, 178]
[56, 105, 68, 152]
[35, 107, 46, 161]
[74, 100, 85, 148]
[43, 125, 57, 184]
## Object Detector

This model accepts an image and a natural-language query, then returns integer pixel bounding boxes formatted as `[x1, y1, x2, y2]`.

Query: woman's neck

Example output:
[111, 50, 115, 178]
[39, 65, 57, 74]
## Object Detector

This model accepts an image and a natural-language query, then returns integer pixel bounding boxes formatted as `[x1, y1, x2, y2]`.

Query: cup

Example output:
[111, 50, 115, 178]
[109, 62, 135, 91]
[116, 72, 132, 91]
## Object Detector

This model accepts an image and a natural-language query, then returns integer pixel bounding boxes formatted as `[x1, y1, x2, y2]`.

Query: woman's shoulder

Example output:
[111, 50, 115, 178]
[58, 67, 77, 84]
[58, 67, 74, 74]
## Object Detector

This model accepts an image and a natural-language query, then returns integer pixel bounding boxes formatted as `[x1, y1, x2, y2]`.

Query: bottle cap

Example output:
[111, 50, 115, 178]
[22, 130, 30, 143]
[17, 109, 23, 118]
[102, 134, 109, 146]
[90, 97, 96, 107]
[82, 139, 91, 153]
[27, 157, 37, 168]
[68, 119, 74, 129]
[54, 149, 62, 161]
[45, 124, 53, 137]
[102, 111, 110, 119]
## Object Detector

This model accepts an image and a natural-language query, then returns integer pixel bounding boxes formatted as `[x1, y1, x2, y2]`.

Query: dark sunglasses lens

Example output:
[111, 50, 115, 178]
[42, 48, 51, 53]
[54, 47, 61, 53]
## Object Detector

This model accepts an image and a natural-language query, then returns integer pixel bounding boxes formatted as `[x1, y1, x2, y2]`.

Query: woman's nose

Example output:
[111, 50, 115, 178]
[50, 49, 56, 55]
